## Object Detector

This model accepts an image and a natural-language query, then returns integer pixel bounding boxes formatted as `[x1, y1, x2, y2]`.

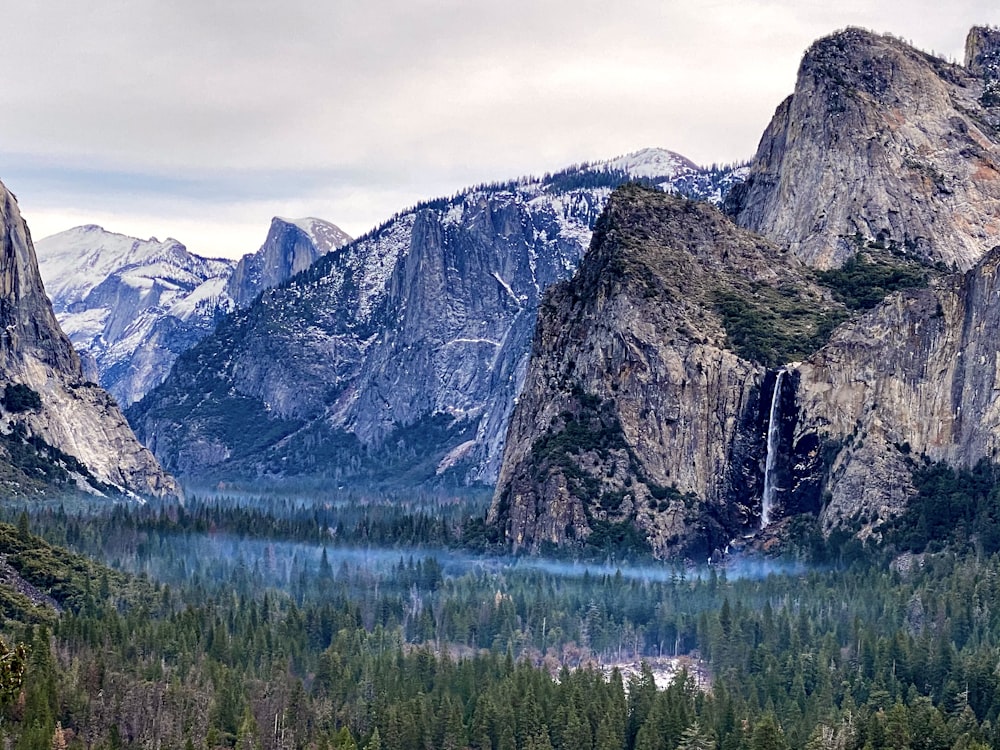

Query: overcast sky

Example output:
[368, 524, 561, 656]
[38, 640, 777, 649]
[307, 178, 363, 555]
[3, 1, 998, 258]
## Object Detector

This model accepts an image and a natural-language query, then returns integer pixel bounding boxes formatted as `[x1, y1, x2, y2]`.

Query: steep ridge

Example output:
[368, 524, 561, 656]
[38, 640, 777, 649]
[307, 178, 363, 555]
[128, 151, 740, 485]
[795, 246, 1000, 538]
[36, 217, 351, 406]
[488, 185, 844, 559]
[0, 179, 178, 499]
[726, 27, 1000, 270]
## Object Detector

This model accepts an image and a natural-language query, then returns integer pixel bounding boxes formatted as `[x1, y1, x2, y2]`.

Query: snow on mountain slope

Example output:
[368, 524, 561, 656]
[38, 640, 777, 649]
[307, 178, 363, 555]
[36, 227, 236, 407]
[601, 147, 700, 179]
[37, 226, 230, 309]
[35, 216, 351, 407]
[129, 149, 747, 486]
[278, 217, 353, 252]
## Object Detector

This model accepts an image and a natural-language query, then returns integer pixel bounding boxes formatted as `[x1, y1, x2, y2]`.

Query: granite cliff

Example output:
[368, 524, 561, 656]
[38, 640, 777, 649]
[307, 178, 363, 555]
[0, 180, 178, 499]
[726, 27, 1000, 270]
[794, 246, 1000, 538]
[488, 185, 844, 558]
[491, 28, 1000, 557]
[225, 217, 351, 308]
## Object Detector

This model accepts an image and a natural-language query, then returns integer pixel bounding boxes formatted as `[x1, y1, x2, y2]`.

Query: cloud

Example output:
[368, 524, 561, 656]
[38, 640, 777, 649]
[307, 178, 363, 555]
[2, 0, 998, 256]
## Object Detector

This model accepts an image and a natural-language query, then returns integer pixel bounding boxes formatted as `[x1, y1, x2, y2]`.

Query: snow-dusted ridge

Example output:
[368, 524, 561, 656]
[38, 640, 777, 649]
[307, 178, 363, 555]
[36, 215, 352, 407]
[130, 146, 749, 485]
[276, 217, 353, 252]
[599, 147, 701, 179]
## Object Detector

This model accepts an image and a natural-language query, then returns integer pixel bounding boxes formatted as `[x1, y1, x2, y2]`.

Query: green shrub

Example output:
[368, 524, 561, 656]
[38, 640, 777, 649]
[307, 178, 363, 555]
[884, 459, 1000, 554]
[713, 289, 847, 367]
[2, 384, 41, 413]
[816, 252, 927, 310]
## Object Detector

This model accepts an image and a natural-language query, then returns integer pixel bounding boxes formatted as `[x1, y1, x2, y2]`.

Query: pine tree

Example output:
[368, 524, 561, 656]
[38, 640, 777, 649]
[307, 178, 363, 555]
[332, 727, 358, 750]
[16, 510, 30, 541]
[750, 714, 788, 750]
[236, 707, 262, 750]
[50, 723, 67, 750]
[363, 728, 381, 750]
[678, 721, 716, 750]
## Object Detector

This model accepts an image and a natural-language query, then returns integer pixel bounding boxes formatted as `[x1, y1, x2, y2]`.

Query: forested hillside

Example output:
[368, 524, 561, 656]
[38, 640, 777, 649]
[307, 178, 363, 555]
[1, 497, 1000, 750]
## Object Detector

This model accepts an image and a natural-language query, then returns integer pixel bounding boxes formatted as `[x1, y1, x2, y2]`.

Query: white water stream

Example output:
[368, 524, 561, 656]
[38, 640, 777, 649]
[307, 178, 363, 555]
[760, 369, 785, 529]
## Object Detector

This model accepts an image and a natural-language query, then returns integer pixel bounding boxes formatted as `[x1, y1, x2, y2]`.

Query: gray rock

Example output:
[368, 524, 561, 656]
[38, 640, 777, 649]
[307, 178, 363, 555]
[726, 27, 1000, 270]
[489, 186, 841, 559]
[0, 179, 179, 499]
[795, 247, 1000, 536]
[36, 217, 351, 407]
[226, 217, 351, 308]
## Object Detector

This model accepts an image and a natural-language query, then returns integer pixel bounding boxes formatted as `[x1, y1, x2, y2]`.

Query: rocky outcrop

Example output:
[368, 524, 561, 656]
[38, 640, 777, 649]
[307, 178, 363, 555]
[225, 217, 351, 308]
[0, 180, 179, 499]
[485, 28, 1000, 559]
[490, 188, 1000, 557]
[129, 152, 741, 485]
[726, 27, 1000, 270]
[488, 185, 843, 559]
[965, 26, 1000, 78]
[793, 245, 1000, 537]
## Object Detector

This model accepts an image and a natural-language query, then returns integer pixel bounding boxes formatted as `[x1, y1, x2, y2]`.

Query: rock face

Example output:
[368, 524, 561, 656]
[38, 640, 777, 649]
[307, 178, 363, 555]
[726, 27, 1000, 270]
[488, 185, 843, 559]
[226, 217, 351, 308]
[128, 152, 741, 485]
[794, 246, 1000, 537]
[966, 26, 1000, 79]
[490, 29, 1000, 558]
[37, 227, 235, 407]
[36, 217, 350, 407]
[0, 179, 179, 499]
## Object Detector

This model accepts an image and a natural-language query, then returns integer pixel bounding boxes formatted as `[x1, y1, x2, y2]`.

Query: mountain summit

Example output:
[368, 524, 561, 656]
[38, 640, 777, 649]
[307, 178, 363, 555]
[36, 216, 351, 406]
[726, 26, 1000, 270]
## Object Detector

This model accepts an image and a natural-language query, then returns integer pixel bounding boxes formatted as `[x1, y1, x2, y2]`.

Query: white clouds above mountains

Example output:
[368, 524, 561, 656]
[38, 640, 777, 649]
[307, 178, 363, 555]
[3, 0, 997, 257]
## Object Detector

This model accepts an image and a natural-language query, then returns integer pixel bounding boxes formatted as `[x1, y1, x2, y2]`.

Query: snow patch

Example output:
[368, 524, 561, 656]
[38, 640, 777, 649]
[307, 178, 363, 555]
[277, 217, 353, 252]
[436, 440, 478, 475]
[491, 272, 521, 305]
[600, 147, 701, 180]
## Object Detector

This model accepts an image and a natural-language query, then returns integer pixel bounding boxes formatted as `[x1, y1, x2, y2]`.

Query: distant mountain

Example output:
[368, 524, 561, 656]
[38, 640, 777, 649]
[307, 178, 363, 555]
[37, 227, 235, 407]
[36, 217, 351, 406]
[226, 216, 352, 307]
[0, 179, 178, 500]
[128, 149, 743, 486]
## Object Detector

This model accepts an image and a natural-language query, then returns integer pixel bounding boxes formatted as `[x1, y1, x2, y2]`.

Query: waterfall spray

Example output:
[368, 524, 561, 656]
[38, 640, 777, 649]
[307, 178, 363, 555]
[760, 369, 785, 529]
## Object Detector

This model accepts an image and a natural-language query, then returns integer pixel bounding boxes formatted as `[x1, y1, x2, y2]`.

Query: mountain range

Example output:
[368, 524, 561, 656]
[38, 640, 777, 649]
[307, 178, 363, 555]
[35, 216, 350, 407]
[126, 151, 742, 486]
[0, 180, 177, 500]
[5, 25, 999, 562]
[489, 25, 1000, 559]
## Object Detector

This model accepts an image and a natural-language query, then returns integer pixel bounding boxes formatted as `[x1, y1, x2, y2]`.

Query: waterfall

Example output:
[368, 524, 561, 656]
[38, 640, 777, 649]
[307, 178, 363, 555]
[760, 369, 785, 529]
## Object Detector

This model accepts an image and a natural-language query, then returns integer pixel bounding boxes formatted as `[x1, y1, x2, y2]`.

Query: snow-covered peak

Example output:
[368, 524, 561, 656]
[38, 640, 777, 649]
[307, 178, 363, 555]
[275, 216, 352, 253]
[36, 225, 233, 310]
[600, 148, 701, 180]
[36, 226, 184, 306]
